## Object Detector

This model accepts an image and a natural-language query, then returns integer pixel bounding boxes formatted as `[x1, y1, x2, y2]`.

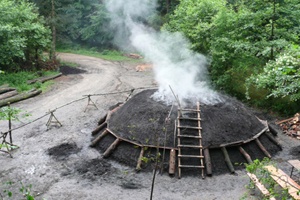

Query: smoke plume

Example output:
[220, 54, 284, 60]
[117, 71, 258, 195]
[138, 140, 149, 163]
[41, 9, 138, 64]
[105, 0, 223, 105]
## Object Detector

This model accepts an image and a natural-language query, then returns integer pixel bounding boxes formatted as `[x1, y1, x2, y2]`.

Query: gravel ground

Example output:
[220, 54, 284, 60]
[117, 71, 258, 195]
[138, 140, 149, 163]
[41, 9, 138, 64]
[0, 53, 299, 200]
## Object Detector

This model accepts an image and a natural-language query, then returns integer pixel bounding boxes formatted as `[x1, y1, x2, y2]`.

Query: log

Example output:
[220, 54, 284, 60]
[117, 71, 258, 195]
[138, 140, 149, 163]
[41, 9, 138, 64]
[98, 114, 107, 125]
[255, 138, 271, 158]
[27, 73, 62, 84]
[168, 149, 176, 175]
[265, 132, 282, 150]
[0, 90, 18, 100]
[0, 89, 42, 107]
[0, 87, 15, 95]
[268, 124, 280, 136]
[221, 147, 235, 173]
[204, 148, 212, 176]
[239, 146, 252, 163]
[103, 138, 121, 158]
[136, 147, 145, 171]
[91, 122, 107, 136]
[90, 129, 109, 147]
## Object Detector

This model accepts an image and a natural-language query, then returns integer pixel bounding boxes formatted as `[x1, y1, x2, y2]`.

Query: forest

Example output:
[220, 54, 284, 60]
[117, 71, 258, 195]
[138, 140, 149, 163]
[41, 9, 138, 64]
[0, 0, 299, 115]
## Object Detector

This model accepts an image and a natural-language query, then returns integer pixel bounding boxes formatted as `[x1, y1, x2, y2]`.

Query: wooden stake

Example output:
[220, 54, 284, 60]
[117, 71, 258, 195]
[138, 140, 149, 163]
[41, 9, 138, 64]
[255, 138, 271, 158]
[136, 147, 145, 171]
[98, 114, 107, 125]
[103, 138, 121, 158]
[169, 149, 176, 175]
[204, 148, 212, 176]
[90, 129, 109, 147]
[92, 122, 107, 136]
[265, 132, 282, 150]
[268, 124, 280, 136]
[221, 147, 235, 173]
[8, 102, 12, 144]
[239, 146, 252, 163]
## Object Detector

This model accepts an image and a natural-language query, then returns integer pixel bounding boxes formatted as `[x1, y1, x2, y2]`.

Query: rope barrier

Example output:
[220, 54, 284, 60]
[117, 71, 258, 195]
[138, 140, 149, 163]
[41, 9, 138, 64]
[1, 86, 158, 134]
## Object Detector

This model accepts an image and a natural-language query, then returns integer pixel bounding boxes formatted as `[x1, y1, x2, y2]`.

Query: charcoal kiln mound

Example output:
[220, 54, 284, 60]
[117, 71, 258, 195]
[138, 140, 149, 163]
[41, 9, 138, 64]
[91, 89, 282, 177]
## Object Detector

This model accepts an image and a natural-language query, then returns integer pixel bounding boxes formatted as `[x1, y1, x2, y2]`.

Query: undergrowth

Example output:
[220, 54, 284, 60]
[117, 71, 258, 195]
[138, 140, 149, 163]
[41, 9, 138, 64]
[57, 48, 142, 62]
[244, 158, 297, 200]
[0, 71, 58, 92]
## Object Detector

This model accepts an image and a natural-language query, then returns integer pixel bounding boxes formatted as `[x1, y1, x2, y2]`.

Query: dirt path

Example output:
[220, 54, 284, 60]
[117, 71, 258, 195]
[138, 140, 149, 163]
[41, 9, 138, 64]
[0, 53, 299, 200]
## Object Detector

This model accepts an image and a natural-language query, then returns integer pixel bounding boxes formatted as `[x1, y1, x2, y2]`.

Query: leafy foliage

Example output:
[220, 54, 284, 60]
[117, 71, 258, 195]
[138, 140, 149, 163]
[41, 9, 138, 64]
[245, 158, 297, 200]
[0, 0, 51, 71]
[1, 181, 35, 200]
[247, 45, 300, 101]
[165, 0, 300, 111]
[32, 0, 113, 50]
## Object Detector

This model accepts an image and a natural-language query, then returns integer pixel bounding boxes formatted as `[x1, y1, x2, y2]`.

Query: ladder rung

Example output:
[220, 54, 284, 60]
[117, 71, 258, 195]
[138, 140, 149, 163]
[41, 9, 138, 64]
[178, 135, 202, 139]
[179, 165, 205, 168]
[178, 126, 202, 130]
[178, 144, 203, 148]
[178, 154, 204, 158]
[178, 117, 201, 121]
[180, 109, 200, 112]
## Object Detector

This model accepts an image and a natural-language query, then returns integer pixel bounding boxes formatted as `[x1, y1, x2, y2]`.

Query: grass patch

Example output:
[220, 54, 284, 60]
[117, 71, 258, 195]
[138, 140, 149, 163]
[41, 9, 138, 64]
[59, 61, 79, 68]
[0, 71, 59, 92]
[57, 48, 142, 62]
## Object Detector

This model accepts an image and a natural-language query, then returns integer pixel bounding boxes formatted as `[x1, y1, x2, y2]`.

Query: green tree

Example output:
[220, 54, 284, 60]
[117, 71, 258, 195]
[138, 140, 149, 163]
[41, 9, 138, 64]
[165, 0, 300, 99]
[0, 0, 51, 71]
[32, 0, 113, 50]
[247, 45, 300, 101]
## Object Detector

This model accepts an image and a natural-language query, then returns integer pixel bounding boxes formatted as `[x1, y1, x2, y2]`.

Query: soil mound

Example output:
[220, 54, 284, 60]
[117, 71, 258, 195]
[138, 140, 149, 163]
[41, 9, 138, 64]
[59, 65, 86, 75]
[108, 89, 265, 147]
[93, 89, 281, 175]
[47, 142, 81, 160]
[75, 158, 114, 181]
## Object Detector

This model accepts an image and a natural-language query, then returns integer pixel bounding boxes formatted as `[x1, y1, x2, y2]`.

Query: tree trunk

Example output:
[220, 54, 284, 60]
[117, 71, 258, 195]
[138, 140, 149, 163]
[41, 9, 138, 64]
[0, 89, 42, 107]
[0, 87, 15, 95]
[270, 0, 276, 60]
[50, 0, 56, 60]
[166, 0, 170, 13]
[0, 90, 18, 100]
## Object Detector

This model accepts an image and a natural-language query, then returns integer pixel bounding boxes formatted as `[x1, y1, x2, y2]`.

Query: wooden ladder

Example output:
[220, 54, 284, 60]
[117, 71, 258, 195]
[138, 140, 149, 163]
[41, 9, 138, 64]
[177, 102, 205, 178]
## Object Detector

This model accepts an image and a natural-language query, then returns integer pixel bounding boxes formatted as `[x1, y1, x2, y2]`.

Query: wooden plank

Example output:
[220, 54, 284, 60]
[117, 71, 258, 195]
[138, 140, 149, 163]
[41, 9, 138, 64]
[288, 160, 300, 170]
[264, 165, 300, 200]
[247, 172, 276, 200]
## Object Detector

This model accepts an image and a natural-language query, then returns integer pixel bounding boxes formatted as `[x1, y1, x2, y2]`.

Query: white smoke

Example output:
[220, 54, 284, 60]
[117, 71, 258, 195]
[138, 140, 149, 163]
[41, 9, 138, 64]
[105, 0, 223, 105]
